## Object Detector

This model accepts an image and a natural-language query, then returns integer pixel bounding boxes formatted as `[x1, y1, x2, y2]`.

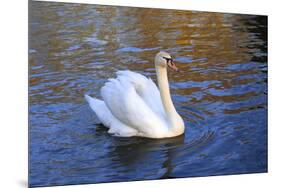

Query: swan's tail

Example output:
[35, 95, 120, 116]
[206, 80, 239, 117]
[84, 94, 104, 110]
[84, 94, 94, 104]
[84, 94, 138, 136]
[84, 94, 114, 129]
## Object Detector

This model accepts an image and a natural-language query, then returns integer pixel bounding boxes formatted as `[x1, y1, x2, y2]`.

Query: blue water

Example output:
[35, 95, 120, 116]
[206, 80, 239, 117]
[29, 1, 267, 187]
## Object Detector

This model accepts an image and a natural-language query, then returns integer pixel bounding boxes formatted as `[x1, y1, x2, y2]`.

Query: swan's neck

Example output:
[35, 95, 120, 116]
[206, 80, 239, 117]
[156, 66, 179, 125]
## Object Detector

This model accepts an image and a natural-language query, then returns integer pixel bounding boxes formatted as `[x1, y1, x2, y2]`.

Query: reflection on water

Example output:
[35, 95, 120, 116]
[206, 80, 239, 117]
[29, 1, 267, 187]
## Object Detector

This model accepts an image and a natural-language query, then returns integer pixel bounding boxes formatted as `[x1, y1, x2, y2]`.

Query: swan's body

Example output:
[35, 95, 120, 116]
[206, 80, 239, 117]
[85, 52, 185, 138]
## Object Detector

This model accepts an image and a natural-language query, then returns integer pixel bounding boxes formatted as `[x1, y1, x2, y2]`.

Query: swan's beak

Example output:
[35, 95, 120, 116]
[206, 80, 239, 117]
[167, 59, 179, 72]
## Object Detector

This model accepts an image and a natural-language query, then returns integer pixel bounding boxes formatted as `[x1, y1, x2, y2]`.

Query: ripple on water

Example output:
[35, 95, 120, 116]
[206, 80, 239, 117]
[117, 46, 161, 53]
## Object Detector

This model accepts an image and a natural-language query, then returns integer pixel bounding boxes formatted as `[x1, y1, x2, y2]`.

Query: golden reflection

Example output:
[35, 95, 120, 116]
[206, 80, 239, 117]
[29, 2, 267, 114]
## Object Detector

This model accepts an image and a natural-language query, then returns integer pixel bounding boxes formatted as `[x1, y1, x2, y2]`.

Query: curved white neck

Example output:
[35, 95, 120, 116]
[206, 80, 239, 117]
[155, 66, 179, 124]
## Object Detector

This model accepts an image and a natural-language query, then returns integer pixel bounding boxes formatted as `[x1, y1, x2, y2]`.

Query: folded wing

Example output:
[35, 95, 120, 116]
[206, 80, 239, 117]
[116, 70, 166, 119]
[101, 72, 168, 137]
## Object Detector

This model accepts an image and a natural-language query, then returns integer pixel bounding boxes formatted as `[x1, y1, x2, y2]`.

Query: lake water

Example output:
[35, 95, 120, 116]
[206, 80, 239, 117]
[29, 1, 268, 187]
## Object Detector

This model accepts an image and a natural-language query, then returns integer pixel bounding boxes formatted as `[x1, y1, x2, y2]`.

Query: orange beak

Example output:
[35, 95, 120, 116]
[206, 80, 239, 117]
[167, 59, 179, 72]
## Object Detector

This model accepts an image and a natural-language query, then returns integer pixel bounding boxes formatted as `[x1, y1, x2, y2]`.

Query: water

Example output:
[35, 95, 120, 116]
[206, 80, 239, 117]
[29, 1, 268, 187]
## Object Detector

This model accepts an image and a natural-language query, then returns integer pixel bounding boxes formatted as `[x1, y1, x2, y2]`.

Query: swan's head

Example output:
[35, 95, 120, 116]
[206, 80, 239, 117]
[155, 51, 179, 72]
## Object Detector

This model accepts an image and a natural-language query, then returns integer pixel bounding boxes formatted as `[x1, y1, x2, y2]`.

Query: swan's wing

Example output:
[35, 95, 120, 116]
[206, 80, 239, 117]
[116, 70, 166, 119]
[101, 77, 168, 137]
[84, 95, 138, 137]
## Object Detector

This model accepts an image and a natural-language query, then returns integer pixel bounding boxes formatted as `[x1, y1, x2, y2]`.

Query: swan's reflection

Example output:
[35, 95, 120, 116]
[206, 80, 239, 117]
[90, 125, 215, 181]
[108, 135, 185, 179]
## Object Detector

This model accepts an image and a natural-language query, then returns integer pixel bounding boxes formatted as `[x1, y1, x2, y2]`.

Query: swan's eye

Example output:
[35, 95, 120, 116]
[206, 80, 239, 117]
[163, 57, 173, 63]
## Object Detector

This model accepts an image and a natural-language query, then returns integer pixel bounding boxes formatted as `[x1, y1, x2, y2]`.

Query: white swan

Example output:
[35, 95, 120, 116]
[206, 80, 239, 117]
[85, 51, 185, 138]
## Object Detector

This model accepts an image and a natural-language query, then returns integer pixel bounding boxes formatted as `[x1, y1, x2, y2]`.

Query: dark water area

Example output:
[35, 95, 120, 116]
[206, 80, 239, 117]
[29, 1, 268, 187]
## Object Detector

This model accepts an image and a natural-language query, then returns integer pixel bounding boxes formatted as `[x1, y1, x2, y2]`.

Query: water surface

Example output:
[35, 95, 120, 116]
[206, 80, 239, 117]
[29, 1, 267, 187]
